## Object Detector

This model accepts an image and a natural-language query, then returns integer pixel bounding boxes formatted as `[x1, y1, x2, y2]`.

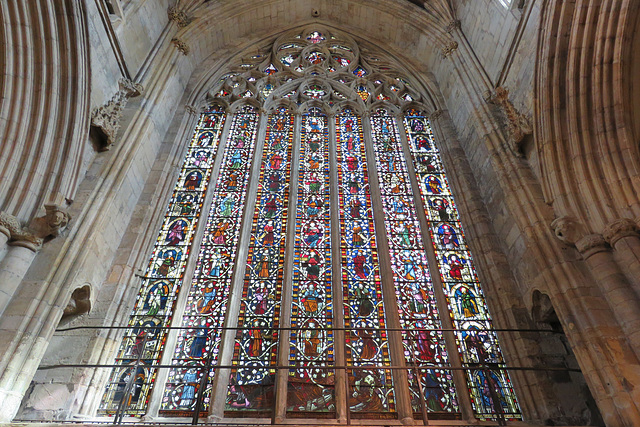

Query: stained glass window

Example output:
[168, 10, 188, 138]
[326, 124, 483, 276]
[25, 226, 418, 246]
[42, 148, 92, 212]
[160, 106, 260, 416]
[403, 109, 521, 419]
[99, 106, 226, 416]
[287, 108, 334, 413]
[100, 27, 521, 424]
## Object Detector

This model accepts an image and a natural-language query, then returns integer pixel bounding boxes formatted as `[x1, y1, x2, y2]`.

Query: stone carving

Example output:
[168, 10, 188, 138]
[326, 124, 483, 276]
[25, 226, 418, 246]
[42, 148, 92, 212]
[185, 105, 198, 115]
[62, 285, 92, 318]
[575, 233, 609, 258]
[550, 216, 586, 246]
[602, 218, 639, 246]
[441, 40, 458, 58]
[172, 38, 190, 55]
[167, 6, 190, 27]
[90, 78, 143, 150]
[488, 86, 532, 156]
[0, 205, 70, 249]
[446, 20, 461, 33]
[429, 109, 443, 121]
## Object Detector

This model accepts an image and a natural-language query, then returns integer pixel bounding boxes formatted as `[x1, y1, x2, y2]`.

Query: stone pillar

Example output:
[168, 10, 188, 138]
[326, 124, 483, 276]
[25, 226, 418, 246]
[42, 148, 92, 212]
[0, 241, 39, 317]
[575, 233, 640, 356]
[0, 226, 10, 264]
[603, 218, 640, 296]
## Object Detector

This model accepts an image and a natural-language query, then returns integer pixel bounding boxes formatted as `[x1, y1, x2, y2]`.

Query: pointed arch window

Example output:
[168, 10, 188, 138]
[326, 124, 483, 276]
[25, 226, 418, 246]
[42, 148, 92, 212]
[99, 27, 521, 423]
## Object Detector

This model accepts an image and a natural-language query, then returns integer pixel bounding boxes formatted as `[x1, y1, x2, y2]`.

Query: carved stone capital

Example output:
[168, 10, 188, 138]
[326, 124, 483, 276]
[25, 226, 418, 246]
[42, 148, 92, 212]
[0, 205, 70, 250]
[575, 234, 609, 258]
[0, 212, 42, 250]
[602, 218, 639, 246]
[91, 78, 143, 149]
[172, 37, 190, 56]
[445, 20, 461, 33]
[550, 216, 586, 246]
[185, 105, 198, 115]
[167, 6, 190, 28]
[486, 87, 532, 156]
[441, 40, 458, 58]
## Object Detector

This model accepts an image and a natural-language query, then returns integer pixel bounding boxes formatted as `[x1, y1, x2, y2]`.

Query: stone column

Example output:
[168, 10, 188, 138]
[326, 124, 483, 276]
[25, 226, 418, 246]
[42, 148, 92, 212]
[0, 240, 39, 317]
[575, 233, 640, 356]
[0, 226, 10, 264]
[603, 218, 640, 296]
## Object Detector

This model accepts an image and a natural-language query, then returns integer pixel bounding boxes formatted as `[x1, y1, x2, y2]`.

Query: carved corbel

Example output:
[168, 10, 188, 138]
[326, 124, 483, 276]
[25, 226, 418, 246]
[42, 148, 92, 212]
[172, 37, 190, 56]
[441, 40, 458, 58]
[0, 205, 70, 250]
[90, 78, 143, 150]
[487, 86, 532, 156]
[62, 284, 92, 318]
[167, 6, 190, 28]
[602, 218, 639, 247]
[550, 216, 586, 246]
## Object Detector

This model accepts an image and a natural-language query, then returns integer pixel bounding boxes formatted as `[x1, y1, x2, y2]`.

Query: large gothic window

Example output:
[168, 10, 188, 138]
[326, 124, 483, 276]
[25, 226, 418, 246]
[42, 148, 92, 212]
[99, 27, 522, 423]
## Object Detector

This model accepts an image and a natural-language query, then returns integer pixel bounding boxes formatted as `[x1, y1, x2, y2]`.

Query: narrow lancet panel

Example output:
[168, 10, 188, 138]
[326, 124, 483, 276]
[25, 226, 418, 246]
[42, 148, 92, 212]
[99, 107, 227, 416]
[287, 108, 335, 413]
[336, 108, 395, 415]
[403, 109, 521, 420]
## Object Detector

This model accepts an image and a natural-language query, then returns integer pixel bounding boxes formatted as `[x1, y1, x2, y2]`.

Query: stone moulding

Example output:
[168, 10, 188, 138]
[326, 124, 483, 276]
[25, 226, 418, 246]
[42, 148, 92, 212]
[90, 78, 143, 150]
[0, 205, 71, 249]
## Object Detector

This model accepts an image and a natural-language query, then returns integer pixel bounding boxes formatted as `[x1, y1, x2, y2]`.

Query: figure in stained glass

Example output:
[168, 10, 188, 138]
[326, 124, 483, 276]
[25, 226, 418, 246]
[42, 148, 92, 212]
[263, 195, 279, 218]
[154, 248, 181, 277]
[230, 150, 243, 169]
[179, 370, 198, 407]
[437, 223, 460, 249]
[352, 250, 368, 279]
[426, 175, 443, 194]
[218, 194, 236, 216]
[430, 197, 451, 221]
[211, 220, 231, 244]
[303, 322, 321, 357]
[401, 250, 418, 280]
[305, 195, 322, 217]
[184, 171, 202, 190]
[188, 330, 207, 358]
[260, 220, 276, 246]
[176, 193, 195, 216]
[444, 253, 466, 280]
[165, 219, 188, 245]
[197, 282, 217, 314]
[303, 221, 323, 247]
[301, 283, 321, 314]
[143, 281, 169, 315]
[224, 171, 239, 190]
[455, 286, 479, 318]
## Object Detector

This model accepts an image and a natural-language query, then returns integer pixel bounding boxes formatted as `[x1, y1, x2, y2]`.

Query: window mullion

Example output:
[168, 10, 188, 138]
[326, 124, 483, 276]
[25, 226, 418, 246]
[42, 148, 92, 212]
[208, 110, 269, 420]
[394, 111, 476, 422]
[361, 111, 414, 425]
[273, 110, 302, 423]
[328, 112, 348, 423]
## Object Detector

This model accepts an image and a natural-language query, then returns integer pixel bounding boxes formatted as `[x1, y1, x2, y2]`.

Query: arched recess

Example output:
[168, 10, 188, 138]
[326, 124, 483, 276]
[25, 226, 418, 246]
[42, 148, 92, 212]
[535, 0, 640, 231]
[49, 23, 535, 425]
[0, 0, 90, 221]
